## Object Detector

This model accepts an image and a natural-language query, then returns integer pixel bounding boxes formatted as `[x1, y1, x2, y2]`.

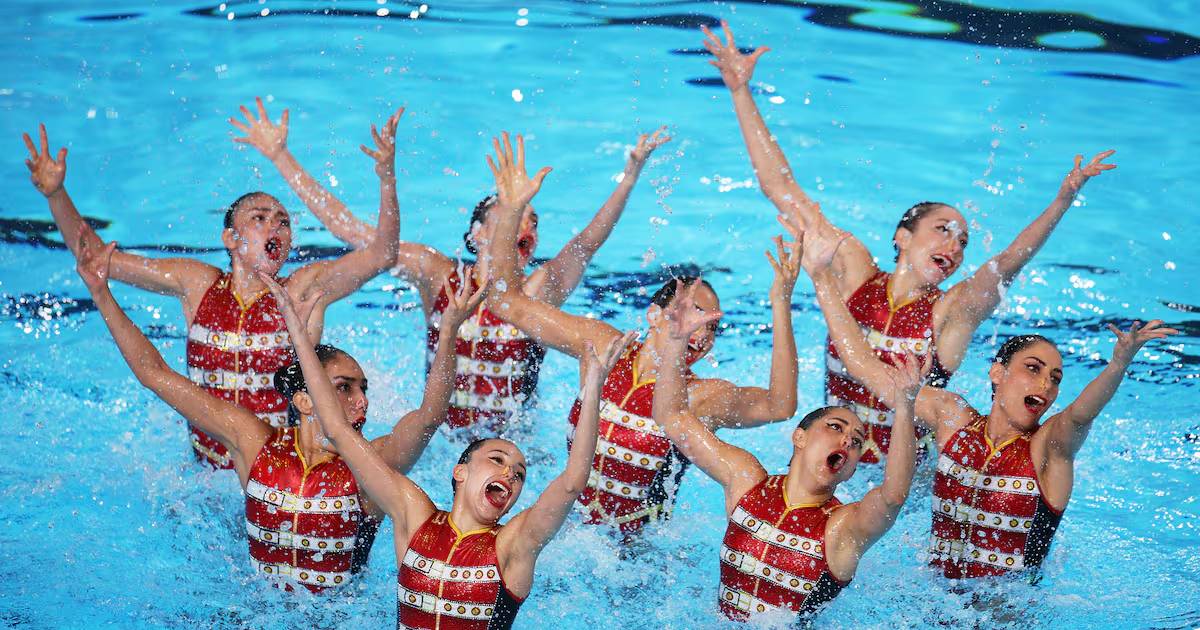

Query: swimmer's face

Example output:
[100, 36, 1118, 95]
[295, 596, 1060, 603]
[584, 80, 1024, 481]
[473, 204, 538, 263]
[990, 341, 1063, 430]
[223, 193, 293, 275]
[649, 283, 722, 365]
[325, 353, 369, 431]
[895, 205, 968, 285]
[453, 439, 527, 525]
[792, 408, 866, 487]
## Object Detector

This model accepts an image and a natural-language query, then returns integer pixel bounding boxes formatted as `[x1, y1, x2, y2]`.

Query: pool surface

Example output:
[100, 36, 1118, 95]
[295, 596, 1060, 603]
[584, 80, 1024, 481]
[2, 1, 1198, 628]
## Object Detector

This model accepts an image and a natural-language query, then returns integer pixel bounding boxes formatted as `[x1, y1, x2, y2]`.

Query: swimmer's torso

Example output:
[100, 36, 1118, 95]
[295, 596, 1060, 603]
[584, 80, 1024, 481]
[397, 511, 522, 630]
[826, 271, 949, 463]
[929, 418, 1064, 578]
[718, 475, 847, 621]
[426, 265, 545, 432]
[244, 428, 380, 592]
[186, 273, 293, 468]
[569, 341, 693, 534]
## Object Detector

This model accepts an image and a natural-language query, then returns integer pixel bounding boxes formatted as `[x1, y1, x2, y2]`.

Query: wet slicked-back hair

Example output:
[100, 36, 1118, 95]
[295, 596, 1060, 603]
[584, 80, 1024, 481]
[649, 276, 716, 308]
[797, 405, 849, 430]
[223, 191, 272, 229]
[273, 344, 353, 426]
[893, 201, 954, 259]
[463, 195, 499, 255]
[451, 438, 493, 494]
[994, 334, 1055, 366]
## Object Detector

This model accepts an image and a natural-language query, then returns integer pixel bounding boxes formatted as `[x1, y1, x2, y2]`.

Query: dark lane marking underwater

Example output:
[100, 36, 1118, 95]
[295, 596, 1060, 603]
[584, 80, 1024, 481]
[77, 1, 1200, 62]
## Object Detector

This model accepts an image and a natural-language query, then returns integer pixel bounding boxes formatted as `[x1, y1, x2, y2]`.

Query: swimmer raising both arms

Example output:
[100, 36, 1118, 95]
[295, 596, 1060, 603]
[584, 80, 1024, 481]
[263, 181, 637, 627]
[24, 110, 402, 468]
[704, 21, 1117, 463]
[651, 278, 925, 622]
[232, 97, 671, 435]
[73, 228, 484, 592]
[802, 224, 1178, 579]
[483, 132, 802, 536]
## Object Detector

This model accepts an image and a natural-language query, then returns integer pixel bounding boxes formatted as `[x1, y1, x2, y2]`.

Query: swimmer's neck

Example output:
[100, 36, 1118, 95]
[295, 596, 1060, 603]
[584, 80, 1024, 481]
[295, 416, 339, 465]
[888, 262, 939, 305]
[982, 408, 1029, 446]
[448, 499, 498, 534]
[784, 462, 835, 507]
[227, 259, 276, 298]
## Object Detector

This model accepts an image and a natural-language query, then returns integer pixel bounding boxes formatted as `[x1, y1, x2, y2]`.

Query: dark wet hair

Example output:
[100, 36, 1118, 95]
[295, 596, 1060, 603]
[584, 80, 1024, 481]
[893, 201, 953, 259]
[994, 334, 1055, 366]
[990, 334, 1056, 397]
[223, 191, 272, 229]
[649, 276, 716, 308]
[273, 344, 353, 426]
[452, 438, 496, 494]
[797, 405, 849, 430]
[462, 195, 499, 255]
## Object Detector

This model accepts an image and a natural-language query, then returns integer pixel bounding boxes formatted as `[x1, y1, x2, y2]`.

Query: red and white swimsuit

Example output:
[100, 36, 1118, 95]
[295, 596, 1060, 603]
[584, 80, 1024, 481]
[426, 266, 544, 432]
[825, 271, 951, 463]
[186, 274, 293, 468]
[397, 511, 522, 629]
[569, 342, 693, 534]
[244, 428, 380, 592]
[929, 418, 1064, 578]
[718, 475, 848, 621]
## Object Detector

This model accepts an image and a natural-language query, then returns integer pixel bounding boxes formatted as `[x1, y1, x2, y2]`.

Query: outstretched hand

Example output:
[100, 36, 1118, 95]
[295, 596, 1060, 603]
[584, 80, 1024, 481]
[75, 231, 117, 292]
[23, 124, 68, 197]
[777, 211, 848, 275]
[361, 108, 403, 178]
[257, 271, 324, 333]
[701, 21, 769, 92]
[1059, 149, 1116, 199]
[765, 234, 801, 300]
[485, 131, 551, 212]
[1107, 319, 1179, 364]
[582, 331, 637, 389]
[663, 280, 723, 342]
[230, 97, 289, 159]
[630, 127, 672, 163]
[438, 270, 490, 332]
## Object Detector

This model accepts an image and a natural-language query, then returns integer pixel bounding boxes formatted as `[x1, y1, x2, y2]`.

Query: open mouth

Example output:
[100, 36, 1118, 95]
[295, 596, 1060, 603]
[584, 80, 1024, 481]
[484, 480, 512, 509]
[931, 254, 953, 273]
[1023, 395, 1047, 415]
[517, 237, 533, 258]
[265, 237, 284, 261]
[825, 450, 848, 474]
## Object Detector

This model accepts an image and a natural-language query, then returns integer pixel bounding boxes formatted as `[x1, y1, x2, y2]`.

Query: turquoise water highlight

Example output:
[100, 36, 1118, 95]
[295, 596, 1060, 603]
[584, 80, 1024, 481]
[2, 1, 1198, 627]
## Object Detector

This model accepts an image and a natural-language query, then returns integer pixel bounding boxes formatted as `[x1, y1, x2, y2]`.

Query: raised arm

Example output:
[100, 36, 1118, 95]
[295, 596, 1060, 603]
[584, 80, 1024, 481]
[531, 128, 671, 306]
[231, 98, 377, 248]
[938, 151, 1117, 366]
[74, 233, 268, 482]
[287, 109, 402, 313]
[502, 331, 635, 571]
[483, 132, 621, 359]
[1040, 320, 1176, 460]
[826, 356, 922, 578]
[373, 275, 489, 473]
[259, 272, 434, 534]
[654, 282, 767, 514]
[24, 125, 218, 299]
[693, 236, 799, 427]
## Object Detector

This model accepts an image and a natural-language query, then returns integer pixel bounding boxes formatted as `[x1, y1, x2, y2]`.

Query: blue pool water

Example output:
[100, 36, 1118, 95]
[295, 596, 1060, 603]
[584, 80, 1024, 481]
[2, 1, 1198, 628]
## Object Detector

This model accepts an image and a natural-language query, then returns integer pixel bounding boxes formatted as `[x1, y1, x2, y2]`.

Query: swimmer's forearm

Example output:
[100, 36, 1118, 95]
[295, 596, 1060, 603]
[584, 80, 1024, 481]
[270, 150, 377, 249]
[813, 269, 898, 408]
[46, 188, 101, 259]
[1063, 355, 1129, 430]
[991, 196, 1071, 283]
[729, 88, 820, 223]
[879, 398, 917, 509]
[416, 324, 458, 423]
[764, 287, 799, 418]
[365, 167, 401, 266]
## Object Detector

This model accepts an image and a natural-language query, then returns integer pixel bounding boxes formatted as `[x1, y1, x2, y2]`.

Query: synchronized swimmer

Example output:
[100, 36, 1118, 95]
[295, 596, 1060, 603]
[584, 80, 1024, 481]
[24, 20, 1175, 629]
